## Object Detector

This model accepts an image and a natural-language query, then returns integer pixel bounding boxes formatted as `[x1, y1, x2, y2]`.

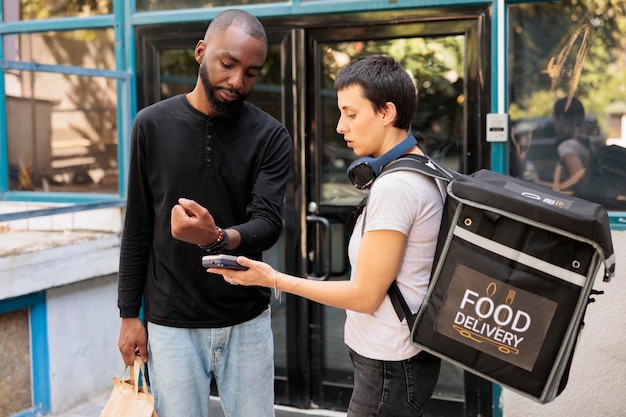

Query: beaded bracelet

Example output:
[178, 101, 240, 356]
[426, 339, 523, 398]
[198, 227, 224, 252]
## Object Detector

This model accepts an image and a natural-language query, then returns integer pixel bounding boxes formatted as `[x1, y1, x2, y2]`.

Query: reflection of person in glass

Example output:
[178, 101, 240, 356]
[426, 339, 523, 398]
[543, 97, 626, 208]
[551, 97, 591, 195]
[526, 96, 592, 196]
[208, 55, 442, 417]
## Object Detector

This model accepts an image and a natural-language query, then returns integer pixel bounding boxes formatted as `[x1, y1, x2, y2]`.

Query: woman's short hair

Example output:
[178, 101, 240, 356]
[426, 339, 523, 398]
[554, 97, 585, 126]
[334, 55, 417, 130]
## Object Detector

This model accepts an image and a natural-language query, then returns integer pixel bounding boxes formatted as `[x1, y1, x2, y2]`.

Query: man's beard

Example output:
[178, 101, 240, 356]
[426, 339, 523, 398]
[199, 61, 247, 118]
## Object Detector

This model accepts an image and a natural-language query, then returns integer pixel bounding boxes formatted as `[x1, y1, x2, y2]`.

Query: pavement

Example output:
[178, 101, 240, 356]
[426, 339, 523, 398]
[49, 391, 347, 417]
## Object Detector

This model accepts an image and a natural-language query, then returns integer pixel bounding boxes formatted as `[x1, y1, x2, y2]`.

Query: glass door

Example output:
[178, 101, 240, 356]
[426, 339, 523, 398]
[136, 7, 493, 414]
[304, 15, 490, 414]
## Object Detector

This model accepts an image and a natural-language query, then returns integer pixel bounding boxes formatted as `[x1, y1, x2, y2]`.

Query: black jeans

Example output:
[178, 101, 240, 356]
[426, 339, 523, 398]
[347, 347, 441, 417]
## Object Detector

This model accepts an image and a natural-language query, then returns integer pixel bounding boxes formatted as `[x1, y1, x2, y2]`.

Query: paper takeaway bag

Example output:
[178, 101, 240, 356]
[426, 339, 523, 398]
[99, 357, 158, 417]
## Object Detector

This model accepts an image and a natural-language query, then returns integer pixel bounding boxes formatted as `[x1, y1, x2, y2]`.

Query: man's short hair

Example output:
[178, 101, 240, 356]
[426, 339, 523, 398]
[205, 9, 267, 46]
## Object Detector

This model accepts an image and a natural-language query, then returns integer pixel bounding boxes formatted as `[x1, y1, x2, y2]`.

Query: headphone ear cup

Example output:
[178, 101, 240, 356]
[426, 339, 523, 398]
[346, 135, 417, 189]
[348, 157, 377, 189]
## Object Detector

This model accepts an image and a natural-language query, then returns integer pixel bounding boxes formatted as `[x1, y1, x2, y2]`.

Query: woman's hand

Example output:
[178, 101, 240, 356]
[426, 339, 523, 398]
[208, 256, 275, 288]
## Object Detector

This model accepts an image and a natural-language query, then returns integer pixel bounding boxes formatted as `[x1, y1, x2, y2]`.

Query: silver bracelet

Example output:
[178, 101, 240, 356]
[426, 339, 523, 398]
[272, 269, 281, 302]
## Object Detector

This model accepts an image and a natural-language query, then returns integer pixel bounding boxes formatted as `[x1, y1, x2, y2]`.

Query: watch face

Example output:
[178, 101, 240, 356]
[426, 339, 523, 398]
[349, 162, 377, 190]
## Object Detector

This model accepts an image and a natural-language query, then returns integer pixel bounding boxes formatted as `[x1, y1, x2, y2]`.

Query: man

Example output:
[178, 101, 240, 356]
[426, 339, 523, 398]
[117, 9, 292, 417]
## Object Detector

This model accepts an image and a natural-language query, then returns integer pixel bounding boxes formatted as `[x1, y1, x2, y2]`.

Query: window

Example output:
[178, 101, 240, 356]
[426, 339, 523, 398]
[135, 0, 276, 12]
[4, 28, 118, 194]
[508, 1, 626, 210]
[3, 0, 113, 21]
[5, 73, 118, 193]
[319, 36, 465, 206]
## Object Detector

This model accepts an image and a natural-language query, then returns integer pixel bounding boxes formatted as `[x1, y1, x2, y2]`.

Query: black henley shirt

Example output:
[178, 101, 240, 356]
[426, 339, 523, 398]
[118, 94, 292, 328]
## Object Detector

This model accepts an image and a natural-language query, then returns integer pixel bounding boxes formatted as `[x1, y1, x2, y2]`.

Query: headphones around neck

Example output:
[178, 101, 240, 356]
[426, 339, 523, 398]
[347, 135, 417, 190]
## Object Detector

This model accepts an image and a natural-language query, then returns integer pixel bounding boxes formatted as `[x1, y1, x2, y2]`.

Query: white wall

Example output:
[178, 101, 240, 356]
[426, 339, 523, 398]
[502, 230, 626, 416]
[46, 274, 121, 413]
[0, 205, 123, 414]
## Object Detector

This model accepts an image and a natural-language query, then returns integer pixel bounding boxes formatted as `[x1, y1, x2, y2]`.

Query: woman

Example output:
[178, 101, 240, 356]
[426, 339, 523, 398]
[209, 55, 443, 417]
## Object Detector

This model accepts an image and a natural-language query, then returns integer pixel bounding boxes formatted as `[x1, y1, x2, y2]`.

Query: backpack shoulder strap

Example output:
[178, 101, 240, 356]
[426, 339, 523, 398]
[377, 154, 459, 326]
[388, 280, 417, 329]
[380, 154, 459, 202]
[382, 154, 460, 182]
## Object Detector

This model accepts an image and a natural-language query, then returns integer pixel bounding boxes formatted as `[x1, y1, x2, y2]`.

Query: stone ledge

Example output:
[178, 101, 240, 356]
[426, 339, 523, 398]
[0, 230, 120, 300]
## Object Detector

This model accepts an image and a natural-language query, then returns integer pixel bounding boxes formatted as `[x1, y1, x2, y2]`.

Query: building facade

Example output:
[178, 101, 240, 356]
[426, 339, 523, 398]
[1, 1, 625, 416]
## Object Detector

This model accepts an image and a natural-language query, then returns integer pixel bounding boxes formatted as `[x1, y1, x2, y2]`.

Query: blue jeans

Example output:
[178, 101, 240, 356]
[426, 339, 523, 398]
[147, 308, 275, 417]
[347, 347, 441, 417]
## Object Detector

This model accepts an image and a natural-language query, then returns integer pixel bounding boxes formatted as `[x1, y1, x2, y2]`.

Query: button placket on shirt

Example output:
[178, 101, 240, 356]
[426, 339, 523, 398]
[205, 120, 215, 175]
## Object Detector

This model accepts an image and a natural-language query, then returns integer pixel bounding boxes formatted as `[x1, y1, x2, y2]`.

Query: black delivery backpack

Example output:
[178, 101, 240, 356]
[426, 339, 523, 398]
[381, 155, 616, 404]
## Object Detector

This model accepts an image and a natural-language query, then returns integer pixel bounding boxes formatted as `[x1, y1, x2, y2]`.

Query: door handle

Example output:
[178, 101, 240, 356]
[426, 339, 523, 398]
[305, 214, 331, 280]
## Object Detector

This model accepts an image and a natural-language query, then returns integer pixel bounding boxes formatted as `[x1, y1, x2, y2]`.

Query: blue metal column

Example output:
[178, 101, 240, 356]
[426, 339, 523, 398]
[490, 1, 507, 415]
[0, 0, 8, 195]
[116, 0, 136, 199]
[490, 0, 508, 176]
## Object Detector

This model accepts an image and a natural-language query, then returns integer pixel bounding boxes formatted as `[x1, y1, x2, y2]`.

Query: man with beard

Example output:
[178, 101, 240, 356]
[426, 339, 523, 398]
[117, 9, 292, 417]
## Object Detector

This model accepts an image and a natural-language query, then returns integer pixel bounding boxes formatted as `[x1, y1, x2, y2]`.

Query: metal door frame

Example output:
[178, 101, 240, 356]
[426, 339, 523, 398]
[134, 5, 493, 414]
[300, 6, 492, 414]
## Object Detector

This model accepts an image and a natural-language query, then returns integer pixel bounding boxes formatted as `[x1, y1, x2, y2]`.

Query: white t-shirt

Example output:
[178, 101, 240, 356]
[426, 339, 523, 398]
[557, 138, 590, 163]
[344, 169, 444, 361]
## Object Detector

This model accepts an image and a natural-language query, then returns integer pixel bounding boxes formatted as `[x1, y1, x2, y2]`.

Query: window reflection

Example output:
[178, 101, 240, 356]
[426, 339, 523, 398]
[136, 0, 275, 12]
[5, 72, 118, 193]
[3, 30, 115, 70]
[508, 1, 626, 210]
[160, 49, 197, 100]
[320, 36, 465, 207]
[3, 0, 112, 20]
[159, 44, 282, 121]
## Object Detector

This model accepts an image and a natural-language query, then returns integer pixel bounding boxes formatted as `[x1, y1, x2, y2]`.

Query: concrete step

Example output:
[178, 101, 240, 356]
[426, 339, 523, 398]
[49, 392, 347, 417]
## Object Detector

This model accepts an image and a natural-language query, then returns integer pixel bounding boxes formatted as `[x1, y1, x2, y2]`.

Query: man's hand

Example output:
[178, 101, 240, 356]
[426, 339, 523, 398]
[118, 317, 148, 366]
[171, 198, 218, 246]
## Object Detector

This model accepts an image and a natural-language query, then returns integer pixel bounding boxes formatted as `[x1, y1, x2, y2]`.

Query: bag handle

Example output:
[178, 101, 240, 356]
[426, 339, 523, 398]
[130, 356, 148, 394]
